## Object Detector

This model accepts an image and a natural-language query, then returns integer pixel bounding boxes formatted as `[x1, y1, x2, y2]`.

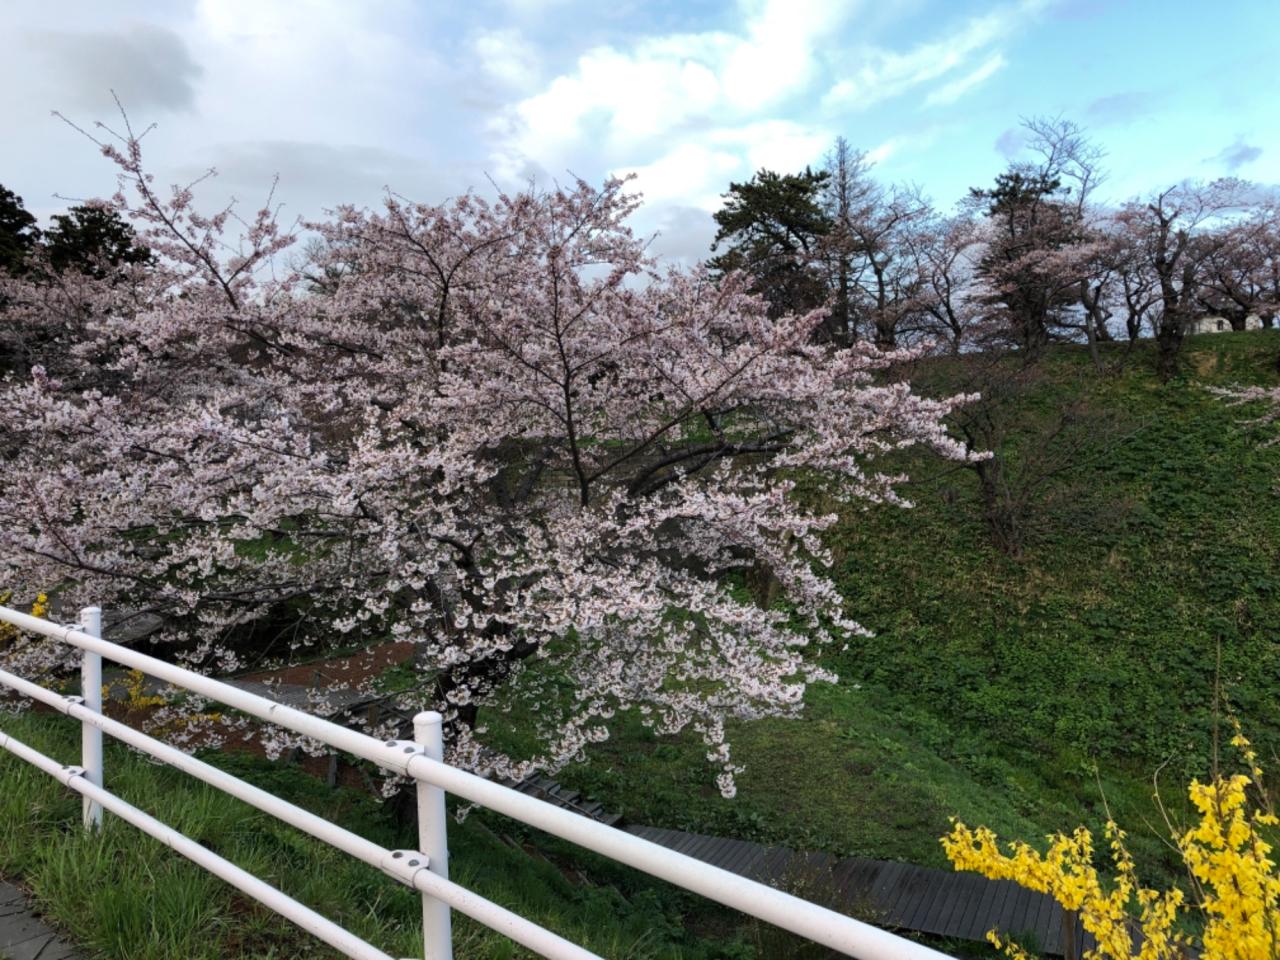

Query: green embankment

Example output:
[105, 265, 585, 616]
[551, 332, 1280, 884]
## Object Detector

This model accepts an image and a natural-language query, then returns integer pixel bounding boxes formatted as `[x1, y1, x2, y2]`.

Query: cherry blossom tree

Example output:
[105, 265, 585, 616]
[968, 117, 1104, 357]
[1115, 179, 1250, 379]
[818, 140, 932, 350]
[906, 213, 991, 353]
[1097, 211, 1162, 346]
[1197, 203, 1280, 330]
[0, 117, 979, 794]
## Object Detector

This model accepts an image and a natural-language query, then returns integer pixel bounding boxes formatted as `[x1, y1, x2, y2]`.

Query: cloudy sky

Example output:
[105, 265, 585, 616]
[3, 0, 1276, 261]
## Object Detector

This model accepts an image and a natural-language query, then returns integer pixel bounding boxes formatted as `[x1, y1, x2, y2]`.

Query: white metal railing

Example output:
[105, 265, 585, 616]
[0, 603, 954, 960]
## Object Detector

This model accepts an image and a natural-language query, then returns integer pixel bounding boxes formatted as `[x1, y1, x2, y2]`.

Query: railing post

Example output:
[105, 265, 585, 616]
[80, 606, 104, 831]
[414, 711, 452, 960]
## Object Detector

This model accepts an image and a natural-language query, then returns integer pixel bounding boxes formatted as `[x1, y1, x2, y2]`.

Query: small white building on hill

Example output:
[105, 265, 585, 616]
[1187, 314, 1265, 335]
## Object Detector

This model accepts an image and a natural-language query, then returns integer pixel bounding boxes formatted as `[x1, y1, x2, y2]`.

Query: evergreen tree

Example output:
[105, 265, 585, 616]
[708, 168, 832, 321]
[0, 185, 40, 275]
[43, 204, 150, 278]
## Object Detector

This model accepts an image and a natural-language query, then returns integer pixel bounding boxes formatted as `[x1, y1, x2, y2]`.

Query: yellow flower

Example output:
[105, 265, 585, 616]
[0, 590, 50, 646]
[943, 729, 1275, 960]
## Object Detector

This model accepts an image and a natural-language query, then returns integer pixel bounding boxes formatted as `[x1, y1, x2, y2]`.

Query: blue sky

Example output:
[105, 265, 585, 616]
[3, 0, 1276, 261]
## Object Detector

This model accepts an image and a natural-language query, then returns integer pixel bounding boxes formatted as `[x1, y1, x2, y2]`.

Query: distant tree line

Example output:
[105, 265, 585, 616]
[3, 115, 1275, 573]
[708, 117, 1279, 381]
[0, 185, 149, 278]
[708, 117, 1280, 556]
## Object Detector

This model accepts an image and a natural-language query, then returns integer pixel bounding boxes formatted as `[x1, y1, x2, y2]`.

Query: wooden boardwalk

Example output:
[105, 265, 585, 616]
[627, 826, 1098, 956]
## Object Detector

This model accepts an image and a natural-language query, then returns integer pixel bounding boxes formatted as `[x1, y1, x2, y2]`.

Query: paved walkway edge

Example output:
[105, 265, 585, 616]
[0, 880, 82, 960]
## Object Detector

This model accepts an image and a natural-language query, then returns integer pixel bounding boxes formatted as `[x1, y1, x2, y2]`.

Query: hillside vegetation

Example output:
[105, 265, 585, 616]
[545, 331, 1280, 885]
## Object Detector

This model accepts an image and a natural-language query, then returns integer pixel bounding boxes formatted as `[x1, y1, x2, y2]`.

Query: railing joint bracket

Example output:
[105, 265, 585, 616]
[380, 848, 430, 887]
[380, 739, 425, 774]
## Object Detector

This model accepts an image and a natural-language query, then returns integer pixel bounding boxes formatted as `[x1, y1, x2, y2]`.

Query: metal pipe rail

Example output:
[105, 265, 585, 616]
[0, 727, 397, 960]
[0, 663, 598, 960]
[0, 604, 955, 960]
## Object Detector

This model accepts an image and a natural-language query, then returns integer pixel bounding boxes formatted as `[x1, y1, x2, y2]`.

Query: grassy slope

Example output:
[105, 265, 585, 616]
[550, 331, 1280, 884]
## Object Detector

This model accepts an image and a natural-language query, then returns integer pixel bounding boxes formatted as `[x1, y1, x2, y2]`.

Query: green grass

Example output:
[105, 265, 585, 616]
[541, 331, 1280, 887]
[0, 710, 757, 959]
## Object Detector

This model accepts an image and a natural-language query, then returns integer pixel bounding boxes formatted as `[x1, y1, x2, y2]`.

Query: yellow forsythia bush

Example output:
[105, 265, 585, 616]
[942, 726, 1279, 960]
[0, 590, 49, 645]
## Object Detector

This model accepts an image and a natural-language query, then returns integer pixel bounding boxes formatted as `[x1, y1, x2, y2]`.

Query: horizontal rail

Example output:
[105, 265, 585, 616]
[0, 606, 954, 960]
[0, 665, 600, 960]
[0, 726, 393, 960]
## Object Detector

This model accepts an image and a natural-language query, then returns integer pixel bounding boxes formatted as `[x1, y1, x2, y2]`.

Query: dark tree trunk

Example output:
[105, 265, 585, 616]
[1155, 320, 1183, 381]
[973, 457, 1023, 557]
[874, 316, 897, 349]
[1083, 309, 1101, 371]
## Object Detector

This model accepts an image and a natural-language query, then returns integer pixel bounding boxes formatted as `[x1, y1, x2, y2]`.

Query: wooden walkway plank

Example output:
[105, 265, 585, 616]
[832, 857, 877, 902]
[986, 878, 1023, 943]
[621, 823, 1091, 956]
[958, 873, 998, 939]
[714, 838, 763, 876]
[1041, 904, 1060, 955]
[754, 845, 794, 883]
[725, 843, 768, 878]
[686, 834, 734, 865]
[956, 871, 1003, 942]
[868, 860, 911, 925]
[670, 831, 710, 857]
[995, 882, 1030, 940]
[1029, 890, 1058, 951]
[897, 867, 943, 933]
[882, 862, 927, 928]
[915, 871, 963, 935]
[690, 834, 735, 863]
[1008, 884, 1044, 943]
[934, 872, 984, 939]
[848, 860, 887, 918]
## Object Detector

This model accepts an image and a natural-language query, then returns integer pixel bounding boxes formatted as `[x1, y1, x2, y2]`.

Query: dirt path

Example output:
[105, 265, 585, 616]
[235, 639, 416, 688]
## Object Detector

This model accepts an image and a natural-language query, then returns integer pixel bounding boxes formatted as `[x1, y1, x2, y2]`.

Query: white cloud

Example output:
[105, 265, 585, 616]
[498, 0, 576, 14]
[710, 121, 831, 177]
[721, 0, 860, 111]
[866, 137, 902, 166]
[187, 0, 442, 145]
[489, 0, 857, 182]
[617, 142, 742, 210]
[823, 1, 1034, 110]
[0, 0, 1066, 270]
[473, 28, 541, 90]
[613, 120, 830, 214]
[923, 51, 1007, 107]
[864, 127, 944, 167]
